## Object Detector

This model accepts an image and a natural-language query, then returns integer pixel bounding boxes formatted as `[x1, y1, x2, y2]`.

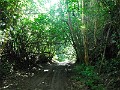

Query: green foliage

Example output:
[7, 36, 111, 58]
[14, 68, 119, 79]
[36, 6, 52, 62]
[96, 58, 120, 90]
[0, 0, 20, 30]
[0, 0, 21, 78]
[73, 64, 105, 90]
[101, 58, 120, 73]
[0, 0, 71, 73]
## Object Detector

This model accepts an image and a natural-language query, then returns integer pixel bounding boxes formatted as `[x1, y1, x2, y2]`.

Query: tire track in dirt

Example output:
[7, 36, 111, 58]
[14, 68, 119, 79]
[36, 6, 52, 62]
[0, 64, 71, 90]
[50, 65, 68, 90]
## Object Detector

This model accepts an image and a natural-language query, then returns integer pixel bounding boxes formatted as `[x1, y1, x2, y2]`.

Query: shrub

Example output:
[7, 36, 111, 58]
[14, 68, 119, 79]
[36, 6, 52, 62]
[73, 64, 105, 90]
[0, 61, 11, 80]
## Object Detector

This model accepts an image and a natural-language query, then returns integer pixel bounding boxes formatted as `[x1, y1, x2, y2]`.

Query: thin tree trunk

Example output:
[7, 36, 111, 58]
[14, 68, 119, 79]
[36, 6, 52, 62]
[99, 23, 111, 73]
[81, 0, 89, 65]
[66, 0, 82, 63]
[94, 20, 97, 46]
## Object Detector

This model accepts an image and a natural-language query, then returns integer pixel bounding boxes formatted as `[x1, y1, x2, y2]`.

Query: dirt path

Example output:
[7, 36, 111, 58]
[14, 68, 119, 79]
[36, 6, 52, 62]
[50, 66, 67, 90]
[0, 64, 72, 90]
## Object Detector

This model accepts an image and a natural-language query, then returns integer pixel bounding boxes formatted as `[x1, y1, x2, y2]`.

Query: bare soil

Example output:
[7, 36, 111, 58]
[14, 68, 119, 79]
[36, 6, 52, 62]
[0, 64, 73, 90]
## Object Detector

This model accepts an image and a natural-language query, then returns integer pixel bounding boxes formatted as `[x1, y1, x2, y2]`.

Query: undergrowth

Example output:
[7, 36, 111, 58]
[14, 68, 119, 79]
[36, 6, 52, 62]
[72, 58, 120, 90]
[0, 61, 11, 81]
[72, 64, 105, 90]
[98, 58, 120, 90]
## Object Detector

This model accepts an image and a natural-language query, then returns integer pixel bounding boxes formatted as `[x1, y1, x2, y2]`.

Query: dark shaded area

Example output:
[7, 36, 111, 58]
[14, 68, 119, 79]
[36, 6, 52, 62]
[0, 64, 73, 90]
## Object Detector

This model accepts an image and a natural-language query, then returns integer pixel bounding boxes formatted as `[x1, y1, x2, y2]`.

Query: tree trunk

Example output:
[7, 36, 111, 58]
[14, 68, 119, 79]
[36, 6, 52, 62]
[66, 0, 82, 63]
[81, 0, 89, 65]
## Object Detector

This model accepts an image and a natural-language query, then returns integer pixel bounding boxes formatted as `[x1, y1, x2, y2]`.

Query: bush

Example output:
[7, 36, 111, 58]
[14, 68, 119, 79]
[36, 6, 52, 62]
[0, 61, 11, 80]
[98, 58, 120, 90]
[73, 64, 105, 90]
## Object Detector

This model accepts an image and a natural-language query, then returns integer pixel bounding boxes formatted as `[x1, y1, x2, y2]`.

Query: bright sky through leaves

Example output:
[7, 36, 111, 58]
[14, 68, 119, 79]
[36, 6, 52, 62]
[33, 0, 59, 13]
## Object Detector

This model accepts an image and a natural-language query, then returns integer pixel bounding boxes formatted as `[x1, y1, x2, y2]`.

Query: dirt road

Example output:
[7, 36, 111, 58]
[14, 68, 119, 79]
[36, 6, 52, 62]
[0, 64, 72, 90]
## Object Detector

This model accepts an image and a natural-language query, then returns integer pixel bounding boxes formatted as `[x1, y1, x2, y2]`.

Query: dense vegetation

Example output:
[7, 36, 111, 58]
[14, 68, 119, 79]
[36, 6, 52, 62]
[0, 0, 120, 89]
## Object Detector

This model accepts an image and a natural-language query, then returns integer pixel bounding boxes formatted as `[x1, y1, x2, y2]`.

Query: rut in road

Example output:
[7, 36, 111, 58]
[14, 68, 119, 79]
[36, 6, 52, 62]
[50, 66, 67, 90]
[36, 65, 69, 90]
[0, 64, 72, 90]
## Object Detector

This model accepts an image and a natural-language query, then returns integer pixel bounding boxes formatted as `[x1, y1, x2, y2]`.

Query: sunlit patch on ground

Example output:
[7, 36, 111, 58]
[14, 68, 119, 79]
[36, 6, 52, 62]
[44, 69, 49, 72]
[58, 60, 75, 66]
[52, 59, 75, 66]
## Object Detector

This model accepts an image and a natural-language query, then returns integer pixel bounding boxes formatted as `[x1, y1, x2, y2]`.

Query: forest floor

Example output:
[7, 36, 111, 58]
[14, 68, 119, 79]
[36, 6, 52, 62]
[0, 63, 77, 90]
